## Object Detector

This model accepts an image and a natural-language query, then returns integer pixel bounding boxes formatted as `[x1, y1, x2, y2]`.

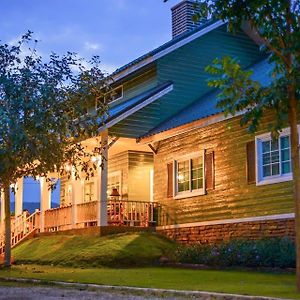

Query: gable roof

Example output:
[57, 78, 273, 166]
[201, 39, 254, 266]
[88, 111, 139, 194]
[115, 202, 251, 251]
[112, 19, 224, 82]
[141, 58, 273, 140]
[99, 81, 173, 133]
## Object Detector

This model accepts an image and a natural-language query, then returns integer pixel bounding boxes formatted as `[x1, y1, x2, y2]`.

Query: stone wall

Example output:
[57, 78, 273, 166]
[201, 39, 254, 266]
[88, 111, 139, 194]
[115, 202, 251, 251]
[157, 218, 295, 244]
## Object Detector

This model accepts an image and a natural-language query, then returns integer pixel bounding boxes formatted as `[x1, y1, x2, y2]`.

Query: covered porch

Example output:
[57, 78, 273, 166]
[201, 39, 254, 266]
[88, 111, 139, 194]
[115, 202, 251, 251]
[0, 80, 174, 250]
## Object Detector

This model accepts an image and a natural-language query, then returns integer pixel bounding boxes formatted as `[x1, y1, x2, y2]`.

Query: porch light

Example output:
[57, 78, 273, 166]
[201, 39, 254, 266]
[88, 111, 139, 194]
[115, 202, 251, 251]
[91, 156, 97, 163]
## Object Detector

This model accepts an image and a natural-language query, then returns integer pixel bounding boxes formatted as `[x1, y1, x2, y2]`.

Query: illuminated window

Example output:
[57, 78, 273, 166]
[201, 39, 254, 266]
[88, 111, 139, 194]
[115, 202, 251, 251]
[96, 86, 123, 110]
[256, 128, 293, 185]
[174, 152, 205, 198]
[107, 171, 122, 197]
[84, 181, 95, 202]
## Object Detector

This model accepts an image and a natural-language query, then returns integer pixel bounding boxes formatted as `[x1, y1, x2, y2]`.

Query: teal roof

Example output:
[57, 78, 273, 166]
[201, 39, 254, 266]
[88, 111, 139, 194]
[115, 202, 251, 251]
[111, 19, 217, 77]
[143, 58, 273, 137]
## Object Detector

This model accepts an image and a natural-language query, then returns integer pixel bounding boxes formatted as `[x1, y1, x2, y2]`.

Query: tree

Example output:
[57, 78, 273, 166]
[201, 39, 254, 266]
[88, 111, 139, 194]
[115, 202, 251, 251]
[165, 0, 300, 290]
[0, 32, 111, 266]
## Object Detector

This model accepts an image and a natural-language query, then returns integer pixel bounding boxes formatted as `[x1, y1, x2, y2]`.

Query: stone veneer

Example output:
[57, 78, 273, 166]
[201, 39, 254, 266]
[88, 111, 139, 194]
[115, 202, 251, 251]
[157, 218, 295, 244]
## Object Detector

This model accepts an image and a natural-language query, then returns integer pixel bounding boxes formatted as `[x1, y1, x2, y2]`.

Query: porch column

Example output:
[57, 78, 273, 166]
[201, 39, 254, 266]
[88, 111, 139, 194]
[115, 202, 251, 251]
[15, 177, 24, 217]
[0, 189, 5, 229]
[97, 130, 108, 226]
[40, 177, 51, 233]
[71, 170, 83, 229]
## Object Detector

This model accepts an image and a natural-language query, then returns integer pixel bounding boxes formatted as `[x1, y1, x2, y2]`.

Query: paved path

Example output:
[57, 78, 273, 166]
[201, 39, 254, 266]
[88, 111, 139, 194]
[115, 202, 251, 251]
[0, 285, 182, 300]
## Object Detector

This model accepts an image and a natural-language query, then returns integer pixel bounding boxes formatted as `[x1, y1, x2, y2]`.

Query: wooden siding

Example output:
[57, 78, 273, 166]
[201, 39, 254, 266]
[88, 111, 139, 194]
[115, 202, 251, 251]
[60, 150, 153, 204]
[154, 114, 294, 225]
[128, 151, 154, 201]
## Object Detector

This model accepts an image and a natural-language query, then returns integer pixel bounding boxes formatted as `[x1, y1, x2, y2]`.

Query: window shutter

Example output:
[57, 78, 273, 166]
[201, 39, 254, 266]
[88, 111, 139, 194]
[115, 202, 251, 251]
[205, 151, 215, 190]
[167, 162, 174, 198]
[246, 141, 256, 184]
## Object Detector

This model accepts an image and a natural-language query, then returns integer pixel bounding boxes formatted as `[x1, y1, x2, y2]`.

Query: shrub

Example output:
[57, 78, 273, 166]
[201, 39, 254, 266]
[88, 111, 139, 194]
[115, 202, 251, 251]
[175, 237, 295, 268]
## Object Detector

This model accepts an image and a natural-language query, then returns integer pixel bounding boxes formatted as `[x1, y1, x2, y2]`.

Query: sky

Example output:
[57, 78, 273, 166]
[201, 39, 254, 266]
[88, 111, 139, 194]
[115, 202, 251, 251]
[1, 0, 178, 74]
[1, 0, 180, 205]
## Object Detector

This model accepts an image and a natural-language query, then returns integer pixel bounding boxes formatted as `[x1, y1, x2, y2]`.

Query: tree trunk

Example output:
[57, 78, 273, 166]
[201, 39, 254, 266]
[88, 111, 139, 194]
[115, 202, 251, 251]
[3, 182, 11, 267]
[288, 92, 300, 292]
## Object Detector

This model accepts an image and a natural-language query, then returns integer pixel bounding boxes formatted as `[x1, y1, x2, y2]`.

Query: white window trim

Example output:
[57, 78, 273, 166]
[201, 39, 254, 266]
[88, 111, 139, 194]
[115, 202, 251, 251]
[173, 150, 205, 199]
[95, 85, 124, 111]
[255, 126, 300, 186]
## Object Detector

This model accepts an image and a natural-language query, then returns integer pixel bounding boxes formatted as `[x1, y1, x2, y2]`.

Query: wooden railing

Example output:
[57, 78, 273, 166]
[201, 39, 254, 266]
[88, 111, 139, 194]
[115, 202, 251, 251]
[77, 201, 98, 225]
[107, 200, 157, 227]
[0, 210, 40, 254]
[44, 205, 72, 232]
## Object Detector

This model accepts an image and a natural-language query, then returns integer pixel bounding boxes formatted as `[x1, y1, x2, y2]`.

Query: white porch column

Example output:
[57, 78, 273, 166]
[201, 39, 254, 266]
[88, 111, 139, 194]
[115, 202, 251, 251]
[15, 177, 24, 217]
[97, 130, 108, 227]
[71, 170, 84, 229]
[0, 189, 5, 228]
[40, 177, 51, 233]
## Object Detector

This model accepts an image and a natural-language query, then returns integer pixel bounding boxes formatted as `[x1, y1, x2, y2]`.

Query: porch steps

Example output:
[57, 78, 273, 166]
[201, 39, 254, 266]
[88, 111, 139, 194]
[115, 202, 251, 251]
[0, 211, 40, 255]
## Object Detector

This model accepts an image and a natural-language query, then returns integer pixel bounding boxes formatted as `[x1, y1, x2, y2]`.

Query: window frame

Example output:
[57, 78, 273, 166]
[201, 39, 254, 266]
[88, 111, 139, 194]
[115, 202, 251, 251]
[95, 85, 124, 110]
[255, 127, 295, 186]
[107, 170, 122, 198]
[173, 151, 205, 199]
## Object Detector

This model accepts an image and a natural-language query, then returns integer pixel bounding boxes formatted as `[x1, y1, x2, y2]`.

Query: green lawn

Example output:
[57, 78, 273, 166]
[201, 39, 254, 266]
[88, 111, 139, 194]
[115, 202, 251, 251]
[12, 232, 176, 267]
[5, 232, 299, 299]
[0, 264, 298, 299]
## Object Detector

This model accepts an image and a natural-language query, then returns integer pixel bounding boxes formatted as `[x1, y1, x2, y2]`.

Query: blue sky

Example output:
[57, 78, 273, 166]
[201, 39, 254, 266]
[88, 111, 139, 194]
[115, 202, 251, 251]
[1, 0, 180, 204]
[1, 0, 177, 74]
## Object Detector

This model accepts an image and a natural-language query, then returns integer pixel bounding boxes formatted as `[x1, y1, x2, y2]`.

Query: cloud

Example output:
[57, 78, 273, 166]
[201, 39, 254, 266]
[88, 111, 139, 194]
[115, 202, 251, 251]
[84, 41, 102, 52]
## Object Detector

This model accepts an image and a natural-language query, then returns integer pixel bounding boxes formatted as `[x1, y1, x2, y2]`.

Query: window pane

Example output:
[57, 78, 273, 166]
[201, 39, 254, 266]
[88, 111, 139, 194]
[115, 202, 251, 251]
[280, 136, 290, 149]
[262, 141, 270, 153]
[281, 149, 290, 162]
[263, 165, 271, 177]
[262, 153, 270, 165]
[281, 161, 291, 174]
[191, 157, 203, 190]
[177, 160, 190, 192]
[271, 139, 279, 151]
[271, 163, 280, 176]
[270, 151, 279, 163]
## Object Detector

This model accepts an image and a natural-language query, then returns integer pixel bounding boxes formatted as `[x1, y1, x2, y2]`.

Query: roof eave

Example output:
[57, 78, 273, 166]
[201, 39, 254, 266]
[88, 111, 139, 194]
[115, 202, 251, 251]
[112, 20, 225, 83]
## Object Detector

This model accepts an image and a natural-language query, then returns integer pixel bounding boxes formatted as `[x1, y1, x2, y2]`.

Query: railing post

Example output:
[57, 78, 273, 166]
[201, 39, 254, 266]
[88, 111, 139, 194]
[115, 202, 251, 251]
[97, 130, 108, 227]
[40, 177, 51, 233]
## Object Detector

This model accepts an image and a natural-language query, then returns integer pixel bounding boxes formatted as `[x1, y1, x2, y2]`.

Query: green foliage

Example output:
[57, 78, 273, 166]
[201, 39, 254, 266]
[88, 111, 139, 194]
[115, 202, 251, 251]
[12, 232, 177, 268]
[175, 237, 295, 268]
[0, 31, 111, 187]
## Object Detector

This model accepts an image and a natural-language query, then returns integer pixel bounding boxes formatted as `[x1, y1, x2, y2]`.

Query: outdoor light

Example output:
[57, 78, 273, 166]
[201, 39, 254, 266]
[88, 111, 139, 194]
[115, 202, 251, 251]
[91, 156, 97, 163]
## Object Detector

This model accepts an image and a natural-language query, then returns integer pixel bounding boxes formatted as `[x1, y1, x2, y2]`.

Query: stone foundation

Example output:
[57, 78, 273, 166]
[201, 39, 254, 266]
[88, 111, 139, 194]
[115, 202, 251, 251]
[157, 218, 295, 244]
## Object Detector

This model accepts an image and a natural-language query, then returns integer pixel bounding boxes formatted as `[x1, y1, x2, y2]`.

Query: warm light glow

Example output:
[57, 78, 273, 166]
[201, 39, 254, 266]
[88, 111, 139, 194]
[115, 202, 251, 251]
[177, 174, 184, 181]
[91, 156, 97, 163]
[65, 164, 71, 172]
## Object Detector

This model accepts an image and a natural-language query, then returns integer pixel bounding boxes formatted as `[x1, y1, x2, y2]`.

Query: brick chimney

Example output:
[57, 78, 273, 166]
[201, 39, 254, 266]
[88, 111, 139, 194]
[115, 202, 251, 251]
[171, 0, 202, 39]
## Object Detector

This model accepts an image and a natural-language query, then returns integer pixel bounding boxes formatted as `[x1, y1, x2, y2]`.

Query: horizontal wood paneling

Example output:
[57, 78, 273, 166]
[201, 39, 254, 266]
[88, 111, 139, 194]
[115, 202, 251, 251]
[154, 114, 294, 224]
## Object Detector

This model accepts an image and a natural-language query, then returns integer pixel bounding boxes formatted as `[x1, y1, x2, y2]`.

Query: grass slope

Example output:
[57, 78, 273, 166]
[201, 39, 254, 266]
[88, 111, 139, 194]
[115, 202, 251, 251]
[0, 265, 298, 299]
[12, 232, 176, 268]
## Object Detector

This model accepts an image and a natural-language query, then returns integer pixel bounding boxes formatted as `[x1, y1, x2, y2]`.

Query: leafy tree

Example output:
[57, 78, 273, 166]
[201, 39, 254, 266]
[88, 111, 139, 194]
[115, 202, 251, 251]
[164, 0, 300, 290]
[0, 32, 111, 266]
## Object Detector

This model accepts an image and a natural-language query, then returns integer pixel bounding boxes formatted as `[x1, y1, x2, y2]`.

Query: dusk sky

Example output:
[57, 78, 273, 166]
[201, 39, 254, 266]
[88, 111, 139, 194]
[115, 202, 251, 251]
[1, 0, 177, 74]
[1, 0, 180, 205]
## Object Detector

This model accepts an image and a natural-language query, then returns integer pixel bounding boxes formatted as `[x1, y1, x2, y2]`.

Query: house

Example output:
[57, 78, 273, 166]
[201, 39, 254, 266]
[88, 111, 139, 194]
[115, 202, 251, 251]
[0, 0, 294, 247]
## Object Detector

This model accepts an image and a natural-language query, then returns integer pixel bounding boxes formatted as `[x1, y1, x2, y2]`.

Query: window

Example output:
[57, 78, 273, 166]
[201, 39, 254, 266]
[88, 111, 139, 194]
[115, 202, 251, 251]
[174, 152, 205, 199]
[84, 181, 95, 202]
[256, 128, 293, 185]
[107, 171, 122, 197]
[95, 86, 123, 110]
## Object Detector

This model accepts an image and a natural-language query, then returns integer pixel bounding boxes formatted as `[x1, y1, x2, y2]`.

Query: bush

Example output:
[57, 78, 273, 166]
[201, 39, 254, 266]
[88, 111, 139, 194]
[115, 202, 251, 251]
[175, 237, 295, 268]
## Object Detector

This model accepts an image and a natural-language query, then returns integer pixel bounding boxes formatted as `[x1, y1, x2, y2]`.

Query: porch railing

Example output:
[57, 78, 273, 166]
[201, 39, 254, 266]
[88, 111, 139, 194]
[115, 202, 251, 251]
[44, 205, 72, 232]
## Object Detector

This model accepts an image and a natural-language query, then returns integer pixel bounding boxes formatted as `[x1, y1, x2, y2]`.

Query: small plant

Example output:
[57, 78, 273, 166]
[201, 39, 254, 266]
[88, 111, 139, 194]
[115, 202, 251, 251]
[175, 237, 295, 269]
